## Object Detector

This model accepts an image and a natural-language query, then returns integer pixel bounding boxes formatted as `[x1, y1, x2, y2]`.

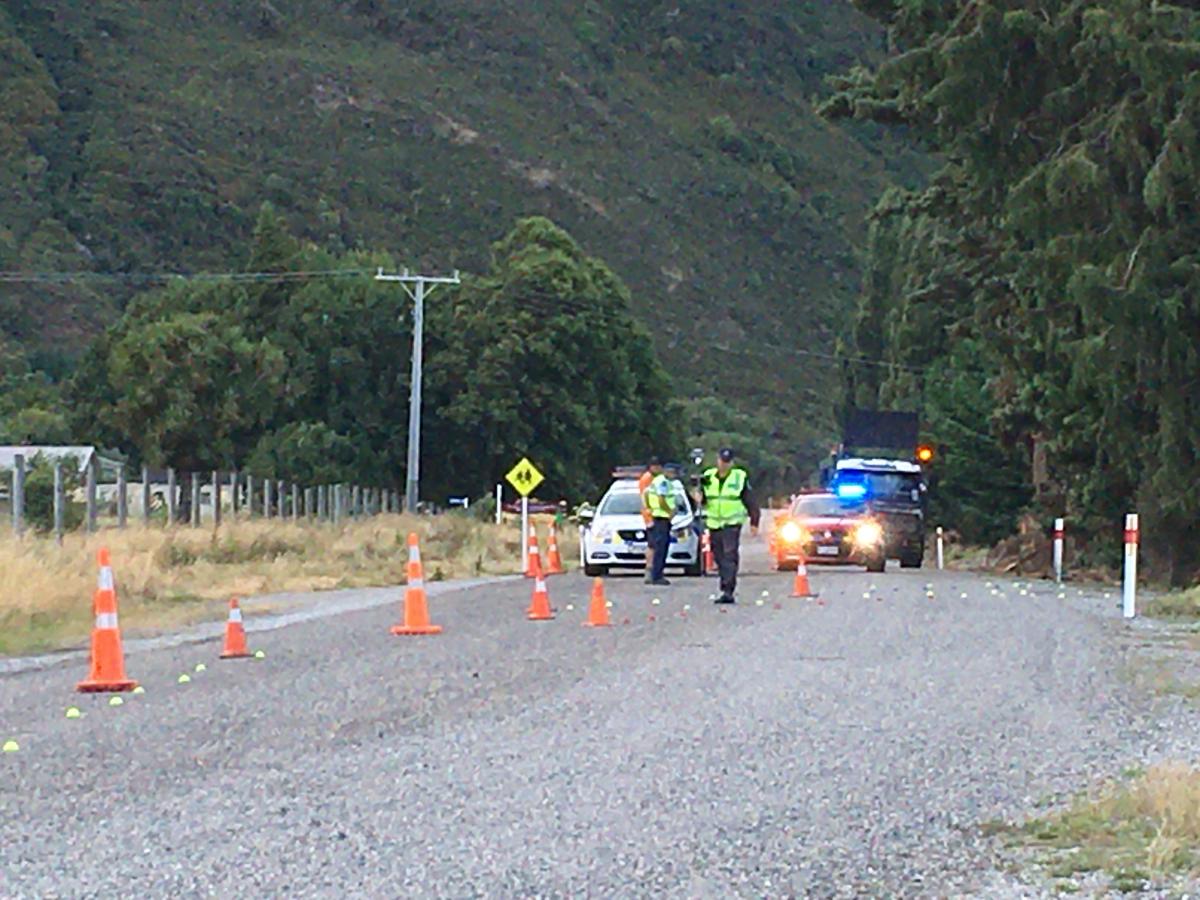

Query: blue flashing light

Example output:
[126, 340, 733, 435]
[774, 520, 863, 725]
[836, 482, 868, 500]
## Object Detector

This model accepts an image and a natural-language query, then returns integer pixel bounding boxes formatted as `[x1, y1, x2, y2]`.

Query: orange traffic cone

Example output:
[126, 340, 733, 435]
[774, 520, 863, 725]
[219, 598, 251, 659]
[526, 558, 554, 621]
[77, 549, 138, 693]
[583, 577, 611, 627]
[524, 528, 541, 577]
[702, 531, 715, 574]
[391, 533, 443, 635]
[545, 523, 565, 575]
[792, 561, 814, 598]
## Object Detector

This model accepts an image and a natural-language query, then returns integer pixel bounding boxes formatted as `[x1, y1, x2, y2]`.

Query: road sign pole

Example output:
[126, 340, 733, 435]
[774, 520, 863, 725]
[521, 496, 529, 573]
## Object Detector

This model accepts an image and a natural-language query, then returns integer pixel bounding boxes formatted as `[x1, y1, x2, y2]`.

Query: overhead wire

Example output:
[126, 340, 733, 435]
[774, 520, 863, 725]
[1, 266, 939, 376]
[0, 268, 375, 285]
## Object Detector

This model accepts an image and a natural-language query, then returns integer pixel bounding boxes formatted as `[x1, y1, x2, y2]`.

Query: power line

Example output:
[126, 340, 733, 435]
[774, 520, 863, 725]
[0, 268, 374, 285]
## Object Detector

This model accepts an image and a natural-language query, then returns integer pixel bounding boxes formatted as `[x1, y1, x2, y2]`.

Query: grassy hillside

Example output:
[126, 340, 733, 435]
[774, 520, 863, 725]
[0, 0, 926, 466]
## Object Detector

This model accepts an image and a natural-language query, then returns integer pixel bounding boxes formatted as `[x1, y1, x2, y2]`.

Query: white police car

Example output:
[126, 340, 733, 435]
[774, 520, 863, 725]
[579, 477, 702, 577]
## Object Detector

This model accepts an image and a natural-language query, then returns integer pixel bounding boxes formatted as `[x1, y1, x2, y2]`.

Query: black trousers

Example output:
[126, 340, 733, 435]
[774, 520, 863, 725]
[710, 525, 743, 597]
[648, 518, 672, 581]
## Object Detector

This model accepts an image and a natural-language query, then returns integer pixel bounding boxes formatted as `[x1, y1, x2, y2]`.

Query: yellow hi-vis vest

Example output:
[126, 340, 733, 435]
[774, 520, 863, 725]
[702, 466, 748, 529]
[643, 473, 674, 519]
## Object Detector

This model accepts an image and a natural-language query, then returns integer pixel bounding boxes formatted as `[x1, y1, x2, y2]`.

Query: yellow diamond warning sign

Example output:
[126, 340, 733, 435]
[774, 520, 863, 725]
[505, 457, 544, 497]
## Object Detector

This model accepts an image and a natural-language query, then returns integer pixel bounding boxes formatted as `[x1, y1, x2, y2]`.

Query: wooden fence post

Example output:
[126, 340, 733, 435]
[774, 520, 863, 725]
[167, 468, 177, 524]
[191, 473, 201, 527]
[85, 454, 98, 533]
[213, 470, 222, 528]
[53, 461, 64, 545]
[12, 453, 25, 537]
[117, 465, 128, 528]
[141, 465, 151, 524]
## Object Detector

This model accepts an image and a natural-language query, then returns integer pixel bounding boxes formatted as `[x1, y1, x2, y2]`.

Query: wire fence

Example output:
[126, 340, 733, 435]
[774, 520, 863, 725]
[2, 452, 403, 544]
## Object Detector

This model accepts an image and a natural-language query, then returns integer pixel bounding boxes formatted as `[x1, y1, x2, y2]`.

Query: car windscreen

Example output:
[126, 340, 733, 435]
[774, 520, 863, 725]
[598, 483, 692, 516]
[790, 495, 854, 518]
[598, 492, 643, 516]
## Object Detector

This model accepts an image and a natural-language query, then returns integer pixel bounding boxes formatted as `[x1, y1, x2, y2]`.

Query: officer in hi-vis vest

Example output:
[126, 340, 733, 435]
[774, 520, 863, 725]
[697, 448, 761, 604]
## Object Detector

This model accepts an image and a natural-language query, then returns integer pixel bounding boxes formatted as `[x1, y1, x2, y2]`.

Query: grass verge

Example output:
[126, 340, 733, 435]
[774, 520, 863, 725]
[991, 763, 1200, 893]
[0, 515, 577, 656]
[1143, 587, 1200, 622]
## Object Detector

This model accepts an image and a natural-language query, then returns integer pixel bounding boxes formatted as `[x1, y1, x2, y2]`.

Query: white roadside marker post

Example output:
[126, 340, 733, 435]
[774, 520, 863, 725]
[495, 483, 503, 525]
[936, 526, 944, 571]
[1122, 513, 1138, 619]
[1053, 517, 1065, 584]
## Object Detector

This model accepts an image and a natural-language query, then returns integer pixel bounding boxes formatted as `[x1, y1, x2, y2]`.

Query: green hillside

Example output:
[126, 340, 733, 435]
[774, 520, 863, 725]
[0, 0, 926, 476]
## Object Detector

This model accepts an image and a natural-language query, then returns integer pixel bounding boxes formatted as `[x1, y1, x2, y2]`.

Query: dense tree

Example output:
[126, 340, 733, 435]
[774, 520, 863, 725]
[423, 217, 679, 501]
[66, 214, 678, 504]
[825, 0, 1200, 582]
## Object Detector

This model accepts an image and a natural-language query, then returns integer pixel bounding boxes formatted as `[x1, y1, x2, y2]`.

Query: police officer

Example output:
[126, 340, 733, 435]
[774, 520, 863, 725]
[697, 448, 760, 603]
[642, 456, 675, 586]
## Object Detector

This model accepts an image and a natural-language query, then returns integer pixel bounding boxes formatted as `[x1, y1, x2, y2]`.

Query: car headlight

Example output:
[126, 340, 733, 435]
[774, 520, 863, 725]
[779, 521, 806, 544]
[672, 527, 688, 538]
[854, 521, 883, 546]
[591, 526, 612, 542]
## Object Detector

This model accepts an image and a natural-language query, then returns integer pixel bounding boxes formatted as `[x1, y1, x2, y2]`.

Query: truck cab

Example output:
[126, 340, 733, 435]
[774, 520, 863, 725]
[827, 458, 926, 568]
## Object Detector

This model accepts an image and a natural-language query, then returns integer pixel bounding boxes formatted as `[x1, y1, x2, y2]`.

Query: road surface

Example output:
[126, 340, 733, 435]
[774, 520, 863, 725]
[0, 535, 1185, 898]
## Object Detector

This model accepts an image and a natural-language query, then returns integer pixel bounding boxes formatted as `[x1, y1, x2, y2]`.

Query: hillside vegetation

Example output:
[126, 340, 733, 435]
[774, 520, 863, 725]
[0, 0, 927, 481]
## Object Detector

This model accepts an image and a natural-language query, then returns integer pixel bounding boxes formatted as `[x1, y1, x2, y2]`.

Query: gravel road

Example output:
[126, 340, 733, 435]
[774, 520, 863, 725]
[1, 534, 1194, 898]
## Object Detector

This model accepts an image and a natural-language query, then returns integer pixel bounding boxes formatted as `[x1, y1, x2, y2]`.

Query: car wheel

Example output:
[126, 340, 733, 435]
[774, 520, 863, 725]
[584, 563, 607, 577]
[684, 556, 703, 577]
[865, 555, 886, 573]
[899, 547, 923, 569]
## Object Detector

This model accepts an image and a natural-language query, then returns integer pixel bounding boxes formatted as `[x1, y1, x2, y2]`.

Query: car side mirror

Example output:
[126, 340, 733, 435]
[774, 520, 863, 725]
[578, 508, 595, 523]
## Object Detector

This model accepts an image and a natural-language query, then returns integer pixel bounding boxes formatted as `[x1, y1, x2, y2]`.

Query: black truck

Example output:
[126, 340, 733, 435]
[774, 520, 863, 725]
[819, 409, 930, 570]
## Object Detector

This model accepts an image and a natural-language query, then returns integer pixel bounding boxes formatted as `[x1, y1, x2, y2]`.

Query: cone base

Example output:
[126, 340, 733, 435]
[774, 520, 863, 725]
[582, 622, 611, 628]
[76, 679, 138, 693]
[390, 625, 443, 635]
[219, 650, 252, 659]
[792, 592, 816, 599]
[527, 612, 555, 621]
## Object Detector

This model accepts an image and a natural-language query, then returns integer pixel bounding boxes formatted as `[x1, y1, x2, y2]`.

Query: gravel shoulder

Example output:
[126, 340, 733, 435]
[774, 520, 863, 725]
[2, 538, 1196, 898]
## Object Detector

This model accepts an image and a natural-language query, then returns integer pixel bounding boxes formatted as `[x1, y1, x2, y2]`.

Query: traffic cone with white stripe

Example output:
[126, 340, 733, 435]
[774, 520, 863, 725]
[545, 523, 565, 575]
[524, 528, 541, 578]
[391, 533, 442, 635]
[77, 548, 138, 693]
[219, 598, 251, 659]
[526, 558, 554, 621]
[702, 531, 715, 575]
[792, 561, 814, 598]
[583, 577, 611, 627]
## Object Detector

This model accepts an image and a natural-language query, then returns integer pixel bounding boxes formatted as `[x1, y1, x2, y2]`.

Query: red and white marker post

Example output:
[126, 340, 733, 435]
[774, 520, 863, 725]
[1122, 513, 1138, 619]
[1053, 517, 1065, 584]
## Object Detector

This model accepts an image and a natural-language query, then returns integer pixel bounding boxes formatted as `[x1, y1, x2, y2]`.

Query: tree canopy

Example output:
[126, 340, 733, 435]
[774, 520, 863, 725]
[66, 210, 678, 504]
[825, 0, 1200, 582]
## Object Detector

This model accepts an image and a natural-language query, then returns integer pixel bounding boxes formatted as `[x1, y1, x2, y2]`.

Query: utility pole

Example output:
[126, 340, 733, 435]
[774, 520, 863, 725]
[374, 266, 461, 514]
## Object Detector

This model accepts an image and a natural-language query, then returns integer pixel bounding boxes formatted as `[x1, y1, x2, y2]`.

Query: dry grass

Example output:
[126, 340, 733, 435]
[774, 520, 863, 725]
[1006, 763, 1200, 892]
[0, 515, 577, 656]
[1144, 586, 1200, 622]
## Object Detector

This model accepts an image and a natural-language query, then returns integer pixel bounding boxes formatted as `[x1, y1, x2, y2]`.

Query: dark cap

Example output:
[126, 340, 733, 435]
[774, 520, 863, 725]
[718, 448, 735, 462]
[647, 455, 662, 467]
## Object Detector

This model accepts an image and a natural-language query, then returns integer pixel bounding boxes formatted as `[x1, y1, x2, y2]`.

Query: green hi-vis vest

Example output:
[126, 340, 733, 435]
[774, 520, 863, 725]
[702, 467, 748, 529]
[643, 473, 674, 519]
